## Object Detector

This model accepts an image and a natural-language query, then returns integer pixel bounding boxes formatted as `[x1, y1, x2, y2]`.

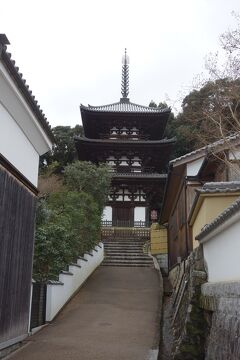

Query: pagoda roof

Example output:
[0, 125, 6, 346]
[75, 136, 175, 173]
[81, 100, 170, 114]
[80, 105, 170, 140]
[80, 50, 171, 139]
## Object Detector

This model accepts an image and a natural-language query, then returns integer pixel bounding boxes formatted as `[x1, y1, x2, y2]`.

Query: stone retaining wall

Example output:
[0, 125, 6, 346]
[163, 246, 240, 359]
[200, 281, 240, 359]
[170, 246, 208, 359]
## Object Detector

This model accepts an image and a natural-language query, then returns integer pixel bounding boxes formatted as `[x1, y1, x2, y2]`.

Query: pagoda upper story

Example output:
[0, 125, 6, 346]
[80, 49, 171, 141]
[76, 50, 175, 176]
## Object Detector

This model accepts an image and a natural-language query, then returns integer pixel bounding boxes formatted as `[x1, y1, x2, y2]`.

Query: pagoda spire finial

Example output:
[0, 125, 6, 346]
[121, 48, 130, 102]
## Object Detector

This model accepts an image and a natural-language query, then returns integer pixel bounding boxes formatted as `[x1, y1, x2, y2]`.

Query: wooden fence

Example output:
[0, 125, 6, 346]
[0, 165, 36, 349]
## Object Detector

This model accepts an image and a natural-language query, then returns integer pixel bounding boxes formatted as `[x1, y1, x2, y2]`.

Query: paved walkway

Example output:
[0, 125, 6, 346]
[10, 267, 161, 360]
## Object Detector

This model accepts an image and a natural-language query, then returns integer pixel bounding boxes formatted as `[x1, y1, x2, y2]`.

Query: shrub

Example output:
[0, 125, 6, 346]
[33, 191, 101, 281]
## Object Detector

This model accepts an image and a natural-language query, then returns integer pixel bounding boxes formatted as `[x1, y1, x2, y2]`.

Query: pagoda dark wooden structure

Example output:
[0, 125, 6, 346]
[75, 50, 174, 227]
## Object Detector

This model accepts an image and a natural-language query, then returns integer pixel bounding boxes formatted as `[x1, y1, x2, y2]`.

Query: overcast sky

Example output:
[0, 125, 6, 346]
[1, 0, 240, 127]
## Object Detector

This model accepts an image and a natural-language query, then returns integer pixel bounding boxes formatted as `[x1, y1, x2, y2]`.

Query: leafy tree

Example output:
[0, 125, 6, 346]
[148, 101, 169, 110]
[148, 100, 179, 157]
[149, 100, 158, 107]
[64, 161, 111, 213]
[48, 191, 101, 248]
[158, 101, 169, 110]
[47, 191, 100, 253]
[162, 79, 240, 159]
[40, 125, 83, 171]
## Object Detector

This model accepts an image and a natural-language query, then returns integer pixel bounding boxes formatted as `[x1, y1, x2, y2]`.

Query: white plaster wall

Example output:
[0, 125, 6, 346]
[134, 207, 146, 222]
[102, 206, 112, 221]
[0, 103, 39, 186]
[186, 157, 204, 176]
[203, 221, 240, 282]
[0, 63, 52, 155]
[46, 243, 104, 321]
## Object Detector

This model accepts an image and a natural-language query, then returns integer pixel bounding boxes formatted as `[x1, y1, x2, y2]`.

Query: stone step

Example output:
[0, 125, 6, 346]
[104, 242, 145, 246]
[103, 238, 147, 241]
[102, 237, 151, 267]
[104, 243, 144, 247]
[106, 253, 145, 257]
[101, 263, 152, 267]
[105, 250, 143, 253]
[103, 238, 146, 241]
[105, 246, 144, 249]
[104, 248, 143, 252]
[105, 253, 146, 258]
[104, 260, 152, 264]
[102, 263, 152, 267]
[104, 246, 143, 252]
[104, 244, 143, 249]
[105, 253, 151, 260]
[105, 249, 143, 255]
[102, 259, 152, 265]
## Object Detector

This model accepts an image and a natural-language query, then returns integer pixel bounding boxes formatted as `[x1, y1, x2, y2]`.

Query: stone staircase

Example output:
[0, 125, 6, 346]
[102, 238, 153, 267]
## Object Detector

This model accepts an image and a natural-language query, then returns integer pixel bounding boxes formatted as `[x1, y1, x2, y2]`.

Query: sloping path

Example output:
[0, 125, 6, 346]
[10, 267, 161, 360]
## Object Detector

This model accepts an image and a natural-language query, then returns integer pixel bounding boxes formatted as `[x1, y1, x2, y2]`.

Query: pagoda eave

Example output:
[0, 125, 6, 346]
[112, 173, 167, 180]
[75, 136, 175, 146]
[80, 103, 171, 114]
[75, 137, 174, 174]
[111, 173, 167, 187]
[80, 106, 171, 140]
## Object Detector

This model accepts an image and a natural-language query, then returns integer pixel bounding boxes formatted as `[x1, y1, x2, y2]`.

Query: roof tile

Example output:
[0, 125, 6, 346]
[81, 101, 170, 114]
[197, 181, 240, 194]
[196, 197, 240, 241]
[0, 34, 54, 142]
[170, 134, 240, 166]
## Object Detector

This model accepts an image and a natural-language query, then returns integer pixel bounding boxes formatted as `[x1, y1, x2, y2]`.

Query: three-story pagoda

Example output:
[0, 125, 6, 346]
[75, 50, 174, 227]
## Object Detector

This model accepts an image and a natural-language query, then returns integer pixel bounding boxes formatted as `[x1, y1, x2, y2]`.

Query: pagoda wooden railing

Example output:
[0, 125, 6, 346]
[101, 220, 149, 228]
[101, 221, 150, 240]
